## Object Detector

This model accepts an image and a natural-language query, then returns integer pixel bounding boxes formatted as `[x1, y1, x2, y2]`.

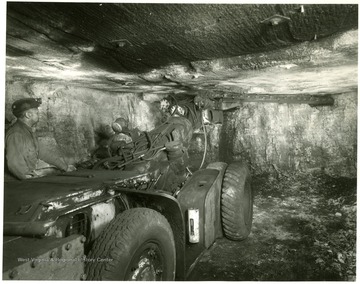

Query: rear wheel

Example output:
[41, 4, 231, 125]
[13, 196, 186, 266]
[221, 162, 253, 241]
[86, 208, 176, 280]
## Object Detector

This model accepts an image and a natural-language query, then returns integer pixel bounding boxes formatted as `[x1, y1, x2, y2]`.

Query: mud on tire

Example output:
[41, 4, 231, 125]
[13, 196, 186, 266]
[86, 208, 176, 280]
[221, 161, 253, 241]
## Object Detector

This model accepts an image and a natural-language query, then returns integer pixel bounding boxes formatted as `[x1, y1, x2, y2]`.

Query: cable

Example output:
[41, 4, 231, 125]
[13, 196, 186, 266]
[199, 113, 207, 170]
[93, 119, 176, 169]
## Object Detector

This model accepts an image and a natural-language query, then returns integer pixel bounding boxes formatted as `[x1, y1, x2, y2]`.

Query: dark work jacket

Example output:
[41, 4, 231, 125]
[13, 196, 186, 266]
[5, 120, 40, 179]
[5, 120, 67, 179]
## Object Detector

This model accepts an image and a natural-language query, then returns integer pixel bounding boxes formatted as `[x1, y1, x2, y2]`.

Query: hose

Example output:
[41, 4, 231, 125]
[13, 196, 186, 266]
[199, 114, 207, 169]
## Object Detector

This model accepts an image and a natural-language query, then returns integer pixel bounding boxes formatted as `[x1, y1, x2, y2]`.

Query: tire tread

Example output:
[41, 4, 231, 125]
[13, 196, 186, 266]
[86, 208, 175, 280]
[221, 162, 253, 241]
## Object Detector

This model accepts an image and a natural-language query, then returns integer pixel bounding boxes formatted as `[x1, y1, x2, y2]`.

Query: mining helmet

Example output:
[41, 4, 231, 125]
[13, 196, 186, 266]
[112, 117, 128, 133]
[12, 98, 42, 118]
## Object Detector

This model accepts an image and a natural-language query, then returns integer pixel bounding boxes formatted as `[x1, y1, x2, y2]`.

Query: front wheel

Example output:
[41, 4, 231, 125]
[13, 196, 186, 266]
[86, 208, 176, 280]
[221, 161, 253, 241]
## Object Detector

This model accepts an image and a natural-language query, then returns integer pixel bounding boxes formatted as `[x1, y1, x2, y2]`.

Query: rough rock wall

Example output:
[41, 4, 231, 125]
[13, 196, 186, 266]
[218, 92, 357, 178]
[5, 82, 357, 177]
[5, 81, 162, 166]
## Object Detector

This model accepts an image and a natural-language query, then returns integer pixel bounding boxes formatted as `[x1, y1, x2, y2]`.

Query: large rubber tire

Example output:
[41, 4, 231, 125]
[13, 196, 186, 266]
[86, 208, 176, 280]
[221, 162, 253, 241]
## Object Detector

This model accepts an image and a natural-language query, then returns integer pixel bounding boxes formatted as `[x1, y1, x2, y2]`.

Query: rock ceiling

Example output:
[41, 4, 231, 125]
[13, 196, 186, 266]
[6, 3, 358, 97]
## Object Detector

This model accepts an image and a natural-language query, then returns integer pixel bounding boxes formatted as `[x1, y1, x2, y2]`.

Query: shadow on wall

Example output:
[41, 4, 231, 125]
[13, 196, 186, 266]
[218, 109, 238, 165]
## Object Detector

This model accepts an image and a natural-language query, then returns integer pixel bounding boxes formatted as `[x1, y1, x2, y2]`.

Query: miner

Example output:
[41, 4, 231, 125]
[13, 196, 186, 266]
[5, 97, 76, 179]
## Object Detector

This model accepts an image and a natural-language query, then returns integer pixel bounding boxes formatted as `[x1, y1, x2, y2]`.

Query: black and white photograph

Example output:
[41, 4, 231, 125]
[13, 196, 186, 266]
[2, 1, 357, 281]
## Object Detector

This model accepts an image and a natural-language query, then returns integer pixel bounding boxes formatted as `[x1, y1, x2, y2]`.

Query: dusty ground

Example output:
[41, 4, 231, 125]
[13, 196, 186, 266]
[188, 172, 356, 281]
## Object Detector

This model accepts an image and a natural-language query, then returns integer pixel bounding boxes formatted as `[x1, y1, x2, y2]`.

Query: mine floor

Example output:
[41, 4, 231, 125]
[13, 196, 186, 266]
[188, 172, 356, 281]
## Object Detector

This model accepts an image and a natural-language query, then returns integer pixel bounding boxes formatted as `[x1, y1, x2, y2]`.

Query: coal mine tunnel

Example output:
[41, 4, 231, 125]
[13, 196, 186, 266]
[3, 2, 358, 281]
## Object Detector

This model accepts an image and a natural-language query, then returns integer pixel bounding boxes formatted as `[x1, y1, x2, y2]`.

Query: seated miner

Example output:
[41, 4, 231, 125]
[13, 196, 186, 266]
[111, 117, 135, 146]
[96, 117, 141, 158]
[5, 98, 76, 180]
[112, 117, 141, 141]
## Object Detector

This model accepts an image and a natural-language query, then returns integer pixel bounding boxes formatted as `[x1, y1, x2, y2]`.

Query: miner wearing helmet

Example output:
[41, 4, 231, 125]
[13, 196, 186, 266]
[5, 97, 76, 179]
